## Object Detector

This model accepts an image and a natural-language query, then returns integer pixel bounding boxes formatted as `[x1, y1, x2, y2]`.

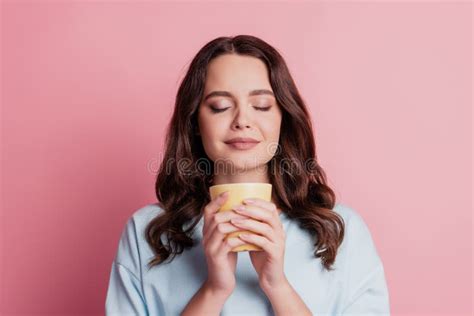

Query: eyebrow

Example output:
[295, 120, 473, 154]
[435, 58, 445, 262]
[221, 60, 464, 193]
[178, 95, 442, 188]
[203, 89, 275, 102]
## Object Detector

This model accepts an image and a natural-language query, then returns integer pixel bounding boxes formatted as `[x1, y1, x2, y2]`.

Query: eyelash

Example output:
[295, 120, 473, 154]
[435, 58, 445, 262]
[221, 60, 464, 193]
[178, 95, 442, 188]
[210, 106, 272, 113]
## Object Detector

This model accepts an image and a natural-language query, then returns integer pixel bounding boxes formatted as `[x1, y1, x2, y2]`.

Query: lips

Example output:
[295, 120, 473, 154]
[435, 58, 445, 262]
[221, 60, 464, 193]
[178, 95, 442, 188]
[224, 137, 260, 150]
[224, 137, 260, 144]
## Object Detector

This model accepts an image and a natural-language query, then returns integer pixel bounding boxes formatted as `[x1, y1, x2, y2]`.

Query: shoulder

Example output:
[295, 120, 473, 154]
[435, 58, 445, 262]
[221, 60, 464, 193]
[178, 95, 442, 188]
[332, 202, 384, 269]
[126, 202, 166, 246]
[120, 202, 165, 238]
[331, 204, 390, 311]
[332, 202, 361, 223]
[130, 202, 165, 226]
[332, 202, 374, 239]
[114, 202, 165, 265]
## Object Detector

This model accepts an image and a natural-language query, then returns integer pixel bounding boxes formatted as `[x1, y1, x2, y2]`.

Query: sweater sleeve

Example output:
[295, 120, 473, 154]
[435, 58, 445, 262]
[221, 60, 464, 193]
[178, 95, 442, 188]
[341, 210, 391, 315]
[105, 261, 149, 315]
[105, 215, 149, 316]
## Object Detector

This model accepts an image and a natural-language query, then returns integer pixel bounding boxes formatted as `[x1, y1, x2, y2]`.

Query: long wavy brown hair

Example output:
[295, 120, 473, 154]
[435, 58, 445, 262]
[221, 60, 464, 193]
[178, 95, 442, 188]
[145, 35, 345, 271]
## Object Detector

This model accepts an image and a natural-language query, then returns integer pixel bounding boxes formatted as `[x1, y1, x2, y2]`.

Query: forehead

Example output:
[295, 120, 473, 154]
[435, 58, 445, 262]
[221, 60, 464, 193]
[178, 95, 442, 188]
[204, 54, 272, 92]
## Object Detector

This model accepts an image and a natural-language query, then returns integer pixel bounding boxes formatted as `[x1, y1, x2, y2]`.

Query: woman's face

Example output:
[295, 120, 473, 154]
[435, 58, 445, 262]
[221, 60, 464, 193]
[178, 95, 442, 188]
[197, 54, 282, 173]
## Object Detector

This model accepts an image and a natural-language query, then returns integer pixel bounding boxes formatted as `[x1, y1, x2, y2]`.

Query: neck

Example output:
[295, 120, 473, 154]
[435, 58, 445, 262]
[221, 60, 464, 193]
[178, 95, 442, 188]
[212, 162, 270, 185]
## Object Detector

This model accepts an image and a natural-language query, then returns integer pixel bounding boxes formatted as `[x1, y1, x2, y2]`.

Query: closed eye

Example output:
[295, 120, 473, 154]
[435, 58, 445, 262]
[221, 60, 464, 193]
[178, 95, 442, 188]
[209, 105, 272, 113]
[210, 107, 229, 113]
[254, 106, 271, 111]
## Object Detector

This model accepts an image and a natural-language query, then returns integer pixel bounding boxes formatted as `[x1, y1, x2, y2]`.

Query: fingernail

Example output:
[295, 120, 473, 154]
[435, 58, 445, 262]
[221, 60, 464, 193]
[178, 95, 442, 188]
[233, 205, 246, 212]
[221, 191, 229, 197]
[243, 199, 254, 204]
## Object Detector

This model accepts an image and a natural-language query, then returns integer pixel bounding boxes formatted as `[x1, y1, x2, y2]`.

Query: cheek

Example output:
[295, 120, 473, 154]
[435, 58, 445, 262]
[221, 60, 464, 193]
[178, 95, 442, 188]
[201, 120, 225, 138]
[261, 118, 282, 140]
[260, 116, 281, 156]
[199, 116, 227, 147]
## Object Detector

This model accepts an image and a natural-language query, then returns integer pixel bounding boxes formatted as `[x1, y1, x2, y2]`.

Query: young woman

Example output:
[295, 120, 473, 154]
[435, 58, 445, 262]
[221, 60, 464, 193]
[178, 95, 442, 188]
[105, 35, 390, 315]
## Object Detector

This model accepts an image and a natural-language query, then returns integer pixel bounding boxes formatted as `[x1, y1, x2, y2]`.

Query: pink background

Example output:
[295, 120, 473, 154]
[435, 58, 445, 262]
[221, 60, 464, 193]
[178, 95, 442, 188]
[1, 1, 472, 315]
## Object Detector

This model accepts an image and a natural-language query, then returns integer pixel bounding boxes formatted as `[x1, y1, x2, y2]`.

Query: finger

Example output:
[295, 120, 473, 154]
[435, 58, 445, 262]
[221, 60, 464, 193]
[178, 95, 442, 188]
[230, 217, 276, 243]
[238, 233, 277, 256]
[205, 221, 228, 256]
[203, 210, 250, 242]
[242, 198, 277, 213]
[203, 217, 244, 243]
[203, 191, 229, 231]
[205, 217, 245, 256]
[206, 234, 246, 259]
[206, 191, 230, 214]
[232, 204, 282, 230]
[218, 235, 247, 254]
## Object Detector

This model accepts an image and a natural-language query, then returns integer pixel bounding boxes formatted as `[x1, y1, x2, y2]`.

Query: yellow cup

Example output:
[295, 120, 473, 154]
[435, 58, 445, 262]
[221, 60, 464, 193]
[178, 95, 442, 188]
[209, 182, 272, 252]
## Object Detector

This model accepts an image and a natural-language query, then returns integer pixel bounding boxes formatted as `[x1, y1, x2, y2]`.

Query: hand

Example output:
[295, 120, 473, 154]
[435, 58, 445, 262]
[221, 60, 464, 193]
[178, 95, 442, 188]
[201, 191, 253, 296]
[230, 198, 287, 291]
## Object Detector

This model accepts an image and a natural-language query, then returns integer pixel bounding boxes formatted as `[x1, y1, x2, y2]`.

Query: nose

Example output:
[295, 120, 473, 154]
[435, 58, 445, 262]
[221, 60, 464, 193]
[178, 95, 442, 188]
[232, 105, 253, 130]
[234, 121, 251, 129]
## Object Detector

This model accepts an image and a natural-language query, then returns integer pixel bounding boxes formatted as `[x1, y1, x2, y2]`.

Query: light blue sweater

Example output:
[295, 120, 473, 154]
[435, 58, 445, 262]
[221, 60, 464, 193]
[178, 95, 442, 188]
[105, 202, 390, 315]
